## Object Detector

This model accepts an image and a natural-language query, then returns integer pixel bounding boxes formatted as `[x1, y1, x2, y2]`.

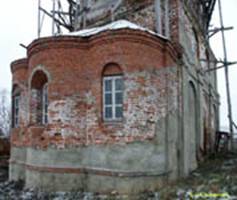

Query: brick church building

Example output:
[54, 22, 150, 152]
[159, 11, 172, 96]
[10, 0, 219, 194]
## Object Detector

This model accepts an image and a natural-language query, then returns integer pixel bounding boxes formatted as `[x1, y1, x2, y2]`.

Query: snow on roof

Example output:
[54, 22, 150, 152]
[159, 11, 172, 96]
[64, 20, 168, 40]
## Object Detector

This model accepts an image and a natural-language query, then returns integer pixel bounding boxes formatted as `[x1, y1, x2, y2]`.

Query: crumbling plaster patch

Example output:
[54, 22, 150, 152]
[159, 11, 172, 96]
[40, 67, 179, 147]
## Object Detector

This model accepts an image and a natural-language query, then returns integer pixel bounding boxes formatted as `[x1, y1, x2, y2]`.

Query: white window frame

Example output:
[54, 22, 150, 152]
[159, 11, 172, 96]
[13, 95, 20, 128]
[103, 75, 123, 121]
[42, 84, 48, 125]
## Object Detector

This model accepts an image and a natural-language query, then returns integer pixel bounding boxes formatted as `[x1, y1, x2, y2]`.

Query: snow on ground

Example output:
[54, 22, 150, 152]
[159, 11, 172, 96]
[64, 20, 168, 40]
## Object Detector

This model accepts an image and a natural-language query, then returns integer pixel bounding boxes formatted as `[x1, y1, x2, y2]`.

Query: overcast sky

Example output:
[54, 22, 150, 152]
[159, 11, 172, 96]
[0, 1, 236, 129]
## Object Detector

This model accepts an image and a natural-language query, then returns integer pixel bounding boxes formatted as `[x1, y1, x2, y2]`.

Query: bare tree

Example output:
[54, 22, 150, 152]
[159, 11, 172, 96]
[0, 89, 11, 137]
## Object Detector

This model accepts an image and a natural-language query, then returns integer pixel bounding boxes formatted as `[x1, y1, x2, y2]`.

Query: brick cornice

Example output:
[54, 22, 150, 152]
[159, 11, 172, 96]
[27, 29, 182, 64]
[11, 58, 28, 74]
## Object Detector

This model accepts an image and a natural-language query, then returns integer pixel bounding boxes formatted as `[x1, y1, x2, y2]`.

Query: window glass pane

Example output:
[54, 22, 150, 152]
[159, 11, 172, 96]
[15, 118, 18, 126]
[115, 92, 123, 104]
[115, 106, 123, 118]
[44, 95, 48, 106]
[103, 76, 123, 121]
[105, 80, 112, 91]
[42, 84, 48, 125]
[15, 97, 19, 108]
[13, 96, 20, 127]
[44, 115, 48, 124]
[115, 78, 123, 91]
[45, 89, 48, 99]
[45, 105, 48, 113]
[45, 95, 48, 104]
[105, 93, 112, 105]
[105, 107, 112, 119]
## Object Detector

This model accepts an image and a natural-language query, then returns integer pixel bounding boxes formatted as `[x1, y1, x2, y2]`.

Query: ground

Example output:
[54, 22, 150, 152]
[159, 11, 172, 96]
[0, 153, 237, 199]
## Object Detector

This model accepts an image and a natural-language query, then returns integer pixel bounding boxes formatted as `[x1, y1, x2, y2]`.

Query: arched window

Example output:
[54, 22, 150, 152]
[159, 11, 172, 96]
[30, 70, 49, 125]
[12, 85, 21, 128]
[102, 63, 123, 121]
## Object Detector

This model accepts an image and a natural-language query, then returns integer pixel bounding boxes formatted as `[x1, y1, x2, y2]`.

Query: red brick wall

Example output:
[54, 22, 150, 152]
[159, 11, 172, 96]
[11, 29, 180, 149]
[11, 59, 29, 127]
[11, 58, 28, 88]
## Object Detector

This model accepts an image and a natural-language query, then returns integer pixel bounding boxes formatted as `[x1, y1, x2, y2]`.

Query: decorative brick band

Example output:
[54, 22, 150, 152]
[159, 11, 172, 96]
[27, 29, 181, 62]
[10, 160, 171, 178]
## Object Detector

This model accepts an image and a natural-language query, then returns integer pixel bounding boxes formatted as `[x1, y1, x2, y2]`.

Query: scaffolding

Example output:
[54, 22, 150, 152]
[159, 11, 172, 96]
[37, 0, 84, 37]
[202, 0, 236, 151]
[214, 0, 236, 151]
[37, 0, 122, 37]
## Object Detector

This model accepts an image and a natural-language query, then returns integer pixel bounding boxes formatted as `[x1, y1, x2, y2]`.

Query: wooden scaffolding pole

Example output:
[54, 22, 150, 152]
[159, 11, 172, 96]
[217, 0, 234, 150]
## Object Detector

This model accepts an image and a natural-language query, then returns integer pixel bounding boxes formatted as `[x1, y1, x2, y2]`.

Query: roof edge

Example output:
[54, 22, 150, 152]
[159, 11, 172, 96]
[11, 58, 28, 74]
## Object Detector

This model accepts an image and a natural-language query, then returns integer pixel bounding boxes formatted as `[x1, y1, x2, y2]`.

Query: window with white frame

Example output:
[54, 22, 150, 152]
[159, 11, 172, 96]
[31, 70, 49, 125]
[42, 84, 48, 124]
[103, 76, 123, 121]
[13, 95, 20, 128]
